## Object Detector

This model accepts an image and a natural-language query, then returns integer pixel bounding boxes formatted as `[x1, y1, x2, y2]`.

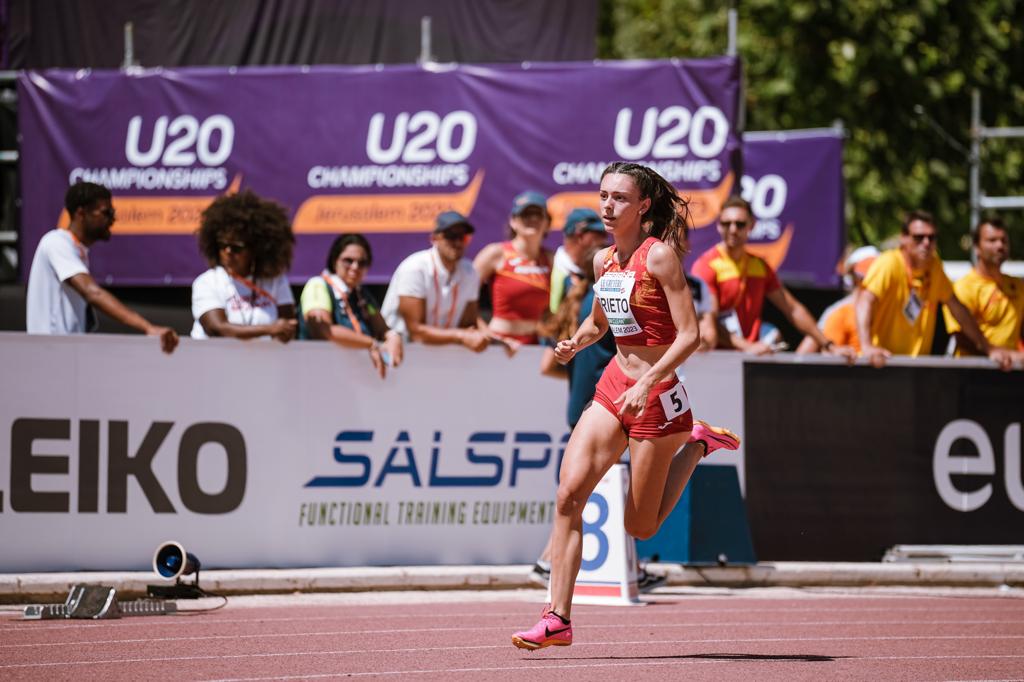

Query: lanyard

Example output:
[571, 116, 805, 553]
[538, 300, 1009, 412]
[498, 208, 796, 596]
[901, 252, 930, 299]
[431, 251, 460, 329]
[978, 272, 1010, 319]
[62, 227, 88, 261]
[321, 270, 362, 332]
[229, 271, 277, 307]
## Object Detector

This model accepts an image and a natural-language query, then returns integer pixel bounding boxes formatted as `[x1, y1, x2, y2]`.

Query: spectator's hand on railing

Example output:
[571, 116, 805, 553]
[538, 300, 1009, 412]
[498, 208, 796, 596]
[369, 343, 387, 379]
[988, 347, 1015, 371]
[460, 328, 489, 353]
[491, 335, 521, 358]
[861, 343, 890, 368]
[270, 318, 298, 344]
[824, 342, 857, 364]
[147, 325, 179, 354]
[744, 340, 774, 356]
[383, 330, 403, 367]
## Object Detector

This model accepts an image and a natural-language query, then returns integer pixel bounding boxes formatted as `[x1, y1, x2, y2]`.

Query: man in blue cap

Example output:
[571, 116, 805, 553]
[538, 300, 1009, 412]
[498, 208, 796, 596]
[550, 207, 609, 313]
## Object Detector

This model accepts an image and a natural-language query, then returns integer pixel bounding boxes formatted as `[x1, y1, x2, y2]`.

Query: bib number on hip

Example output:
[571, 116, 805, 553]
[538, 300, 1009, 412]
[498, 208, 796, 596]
[658, 381, 690, 420]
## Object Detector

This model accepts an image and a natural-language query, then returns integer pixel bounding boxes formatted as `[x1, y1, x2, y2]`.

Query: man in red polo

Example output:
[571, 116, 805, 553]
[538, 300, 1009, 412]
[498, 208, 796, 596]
[692, 196, 850, 357]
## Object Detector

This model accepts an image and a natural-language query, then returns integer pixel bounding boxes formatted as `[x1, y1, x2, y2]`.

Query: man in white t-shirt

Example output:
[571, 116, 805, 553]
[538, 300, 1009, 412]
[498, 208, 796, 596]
[25, 182, 178, 353]
[381, 211, 490, 352]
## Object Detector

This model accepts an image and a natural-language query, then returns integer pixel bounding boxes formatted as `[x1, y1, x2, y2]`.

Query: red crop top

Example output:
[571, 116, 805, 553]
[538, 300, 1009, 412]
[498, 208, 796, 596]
[490, 241, 551, 321]
[594, 236, 676, 346]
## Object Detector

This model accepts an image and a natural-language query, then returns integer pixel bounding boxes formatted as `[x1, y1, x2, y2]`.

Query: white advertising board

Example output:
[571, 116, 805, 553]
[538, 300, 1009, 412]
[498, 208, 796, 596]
[0, 333, 744, 572]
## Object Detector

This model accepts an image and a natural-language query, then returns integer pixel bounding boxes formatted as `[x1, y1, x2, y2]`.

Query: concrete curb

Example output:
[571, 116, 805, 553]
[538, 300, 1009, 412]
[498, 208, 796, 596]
[657, 561, 1024, 588]
[2, 562, 1022, 604]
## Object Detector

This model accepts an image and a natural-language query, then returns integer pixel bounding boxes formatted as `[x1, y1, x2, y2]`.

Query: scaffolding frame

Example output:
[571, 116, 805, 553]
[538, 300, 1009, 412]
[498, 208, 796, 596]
[970, 88, 1024, 230]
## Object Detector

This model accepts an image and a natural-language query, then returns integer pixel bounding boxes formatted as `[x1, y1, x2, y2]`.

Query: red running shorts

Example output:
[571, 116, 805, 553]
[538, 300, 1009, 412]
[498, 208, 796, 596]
[592, 359, 693, 439]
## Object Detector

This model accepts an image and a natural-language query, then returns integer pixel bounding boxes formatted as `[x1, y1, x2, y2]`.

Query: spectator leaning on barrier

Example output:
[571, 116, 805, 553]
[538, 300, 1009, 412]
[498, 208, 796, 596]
[942, 217, 1024, 359]
[549, 207, 609, 314]
[474, 190, 554, 346]
[857, 210, 1014, 369]
[191, 190, 297, 342]
[25, 181, 178, 354]
[691, 196, 852, 359]
[298, 233, 404, 379]
[796, 245, 878, 355]
[381, 211, 490, 352]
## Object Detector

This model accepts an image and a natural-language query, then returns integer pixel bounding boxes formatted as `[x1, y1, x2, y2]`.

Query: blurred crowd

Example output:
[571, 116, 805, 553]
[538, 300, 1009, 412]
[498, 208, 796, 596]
[25, 181, 1024, 376]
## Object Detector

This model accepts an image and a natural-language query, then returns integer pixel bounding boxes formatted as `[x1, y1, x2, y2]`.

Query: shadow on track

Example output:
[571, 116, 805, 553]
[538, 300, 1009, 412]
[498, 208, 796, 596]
[529, 652, 840, 663]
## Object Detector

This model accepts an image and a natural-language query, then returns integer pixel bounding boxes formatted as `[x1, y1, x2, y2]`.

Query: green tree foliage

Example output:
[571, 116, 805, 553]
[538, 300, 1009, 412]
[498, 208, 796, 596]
[599, 0, 1024, 258]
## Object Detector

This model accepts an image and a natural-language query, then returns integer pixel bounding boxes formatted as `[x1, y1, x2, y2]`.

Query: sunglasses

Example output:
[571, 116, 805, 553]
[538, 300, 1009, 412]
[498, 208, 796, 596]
[440, 229, 472, 244]
[909, 233, 936, 243]
[219, 242, 248, 254]
[720, 220, 748, 228]
[340, 256, 370, 269]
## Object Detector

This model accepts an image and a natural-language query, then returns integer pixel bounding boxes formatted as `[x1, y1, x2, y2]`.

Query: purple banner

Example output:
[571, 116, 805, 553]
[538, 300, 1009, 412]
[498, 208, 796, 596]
[738, 128, 845, 287]
[18, 59, 740, 285]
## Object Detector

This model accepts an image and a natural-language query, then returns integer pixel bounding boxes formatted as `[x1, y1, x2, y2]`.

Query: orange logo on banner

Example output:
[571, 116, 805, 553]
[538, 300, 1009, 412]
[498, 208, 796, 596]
[746, 223, 794, 271]
[292, 171, 485, 234]
[57, 175, 243, 235]
[546, 172, 735, 231]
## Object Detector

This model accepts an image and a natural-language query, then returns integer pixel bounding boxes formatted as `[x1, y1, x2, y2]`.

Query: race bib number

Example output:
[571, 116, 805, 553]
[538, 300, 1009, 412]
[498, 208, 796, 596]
[596, 271, 641, 337]
[903, 291, 923, 324]
[658, 381, 690, 420]
[719, 310, 742, 335]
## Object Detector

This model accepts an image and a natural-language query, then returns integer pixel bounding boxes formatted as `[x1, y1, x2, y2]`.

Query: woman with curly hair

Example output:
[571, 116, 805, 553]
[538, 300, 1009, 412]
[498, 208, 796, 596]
[298, 233, 404, 379]
[190, 190, 298, 342]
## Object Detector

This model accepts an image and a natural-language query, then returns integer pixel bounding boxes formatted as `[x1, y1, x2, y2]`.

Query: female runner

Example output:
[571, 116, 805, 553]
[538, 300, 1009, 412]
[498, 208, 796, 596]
[513, 162, 703, 650]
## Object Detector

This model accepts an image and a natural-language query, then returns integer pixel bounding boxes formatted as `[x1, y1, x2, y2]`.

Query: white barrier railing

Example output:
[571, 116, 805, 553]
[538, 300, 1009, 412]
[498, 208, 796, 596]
[0, 333, 744, 571]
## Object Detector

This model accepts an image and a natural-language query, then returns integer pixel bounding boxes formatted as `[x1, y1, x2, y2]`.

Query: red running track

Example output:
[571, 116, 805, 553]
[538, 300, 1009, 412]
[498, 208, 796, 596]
[1, 591, 1023, 681]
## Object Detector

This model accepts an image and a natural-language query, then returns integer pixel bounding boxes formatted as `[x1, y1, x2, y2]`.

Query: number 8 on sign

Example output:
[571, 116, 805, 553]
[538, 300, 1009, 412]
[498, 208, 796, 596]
[572, 464, 642, 606]
[581, 493, 610, 571]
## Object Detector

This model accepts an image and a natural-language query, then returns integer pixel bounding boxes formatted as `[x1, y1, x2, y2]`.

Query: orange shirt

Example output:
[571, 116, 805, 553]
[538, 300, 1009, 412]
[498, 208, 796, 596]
[819, 295, 860, 353]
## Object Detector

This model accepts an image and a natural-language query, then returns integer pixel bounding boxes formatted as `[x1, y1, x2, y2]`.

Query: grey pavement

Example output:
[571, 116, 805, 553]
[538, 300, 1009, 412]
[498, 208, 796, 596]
[2, 561, 1023, 604]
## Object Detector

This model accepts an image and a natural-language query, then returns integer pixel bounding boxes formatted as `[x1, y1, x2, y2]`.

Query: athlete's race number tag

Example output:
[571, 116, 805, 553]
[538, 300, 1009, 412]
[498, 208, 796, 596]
[719, 310, 742, 336]
[658, 381, 690, 420]
[903, 291, 923, 324]
[596, 271, 641, 337]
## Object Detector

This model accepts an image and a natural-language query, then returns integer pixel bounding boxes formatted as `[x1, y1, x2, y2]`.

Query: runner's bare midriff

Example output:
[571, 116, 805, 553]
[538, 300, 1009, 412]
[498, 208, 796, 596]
[614, 342, 675, 382]
[488, 317, 539, 337]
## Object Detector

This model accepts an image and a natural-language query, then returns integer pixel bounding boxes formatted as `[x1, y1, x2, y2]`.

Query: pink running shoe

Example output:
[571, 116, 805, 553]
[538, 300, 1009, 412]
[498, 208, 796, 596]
[512, 610, 573, 650]
[690, 419, 740, 457]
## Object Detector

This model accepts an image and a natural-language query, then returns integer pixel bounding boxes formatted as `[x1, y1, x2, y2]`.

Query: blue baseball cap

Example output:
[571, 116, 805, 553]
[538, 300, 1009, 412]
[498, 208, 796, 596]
[510, 190, 548, 216]
[433, 210, 475, 234]
[563, 207, 605, 235]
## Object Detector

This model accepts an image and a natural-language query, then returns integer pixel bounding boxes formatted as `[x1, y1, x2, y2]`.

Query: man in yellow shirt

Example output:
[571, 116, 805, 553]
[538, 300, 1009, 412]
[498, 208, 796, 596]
[856, 210, 1014, 369]
[944, 217, 1024, 357]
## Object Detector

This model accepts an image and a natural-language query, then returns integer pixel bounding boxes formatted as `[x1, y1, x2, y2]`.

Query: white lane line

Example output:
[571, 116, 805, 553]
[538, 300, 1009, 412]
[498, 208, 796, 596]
[3, 618, 1023, 648]
[3, 603, 1022, 633]
[4, 635, 1024, 669]
[199, 655, 1024, 681]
